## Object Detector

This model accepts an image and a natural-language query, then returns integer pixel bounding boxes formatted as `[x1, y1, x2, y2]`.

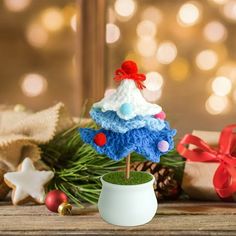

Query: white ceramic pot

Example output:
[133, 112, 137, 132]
[98, 173, 158, 226]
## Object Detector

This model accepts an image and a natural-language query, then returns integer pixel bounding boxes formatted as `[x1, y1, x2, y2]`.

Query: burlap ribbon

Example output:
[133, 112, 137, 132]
[0, 103, 74, 171]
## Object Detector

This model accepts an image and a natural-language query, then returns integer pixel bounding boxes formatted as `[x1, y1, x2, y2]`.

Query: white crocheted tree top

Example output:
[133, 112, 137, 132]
[93, 80, 162, 120]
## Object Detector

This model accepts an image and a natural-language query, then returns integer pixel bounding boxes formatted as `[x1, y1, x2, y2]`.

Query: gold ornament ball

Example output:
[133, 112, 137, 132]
[58, 202, 72, 216]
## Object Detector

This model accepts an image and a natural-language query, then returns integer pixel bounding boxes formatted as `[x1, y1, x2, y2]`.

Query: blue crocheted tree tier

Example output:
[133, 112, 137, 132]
[79, 122, 176, 162]
[90, 108, 165, 133]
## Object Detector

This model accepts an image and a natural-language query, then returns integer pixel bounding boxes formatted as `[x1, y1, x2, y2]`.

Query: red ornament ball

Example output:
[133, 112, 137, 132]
[94, 132, 107, 146]
[121, 60, 138, 74]
[45, 190, 68, 213]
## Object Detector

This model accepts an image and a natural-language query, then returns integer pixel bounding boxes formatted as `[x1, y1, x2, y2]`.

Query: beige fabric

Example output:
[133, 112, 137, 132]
[0, 103, 74, 171]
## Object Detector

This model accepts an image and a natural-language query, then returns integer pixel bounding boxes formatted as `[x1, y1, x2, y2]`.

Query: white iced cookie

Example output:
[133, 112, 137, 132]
[4, 158, 54, 205]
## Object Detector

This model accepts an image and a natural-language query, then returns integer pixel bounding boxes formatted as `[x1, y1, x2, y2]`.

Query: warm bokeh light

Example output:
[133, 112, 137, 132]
[144, 72, 164, 91]
[21, 73, 47, 97]
[142, 89, 162, 102]
[195, 50, 218, 71]
[104, 88, 116, 97]
[136, 20, 157, 39]
[156, 41, 177, 65]
[210, 0, 228, 4]
[205, 94, 229, 115]
[141, 7, 163, 24]
[203, 21, 227, 43]
[222, 0, 236, 21]
[216, 63, 236, 81]
[169, 58, 190, 81]
[137, 38, 157, 57]
[177, 2, 201, 27]
[114, 0, 136, 18]
[3, 0, 31, 12]
[212, 76, 232, 96]
[26, 23, 48, 48]
[41, 8, 64, 32]
[14, 104, 26, 112]
[106, 23, 120, 44]
[70, 14, 77, 32]
[2, 0, 236, 146]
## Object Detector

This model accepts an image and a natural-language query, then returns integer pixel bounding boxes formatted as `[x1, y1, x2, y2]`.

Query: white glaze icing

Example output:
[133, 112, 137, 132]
[4, 158, 54, 204]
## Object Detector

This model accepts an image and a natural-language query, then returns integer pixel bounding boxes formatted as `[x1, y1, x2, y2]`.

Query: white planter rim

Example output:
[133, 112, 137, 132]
[101, 171, 155, 190]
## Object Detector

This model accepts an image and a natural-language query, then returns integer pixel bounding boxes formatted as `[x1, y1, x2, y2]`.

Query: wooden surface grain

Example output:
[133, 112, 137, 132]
[0, 201, 236, 235]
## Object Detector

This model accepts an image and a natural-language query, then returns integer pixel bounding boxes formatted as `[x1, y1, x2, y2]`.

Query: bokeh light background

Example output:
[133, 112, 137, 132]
[0, 0, 77, 112]
[1, 0, 236, 136]
[106, 0, 236, 136]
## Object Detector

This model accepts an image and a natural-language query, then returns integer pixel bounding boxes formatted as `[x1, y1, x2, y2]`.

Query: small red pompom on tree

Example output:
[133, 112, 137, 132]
[121, 60, 138, 74]
[94, 132, 107, 146]
[114, 60, 146, 90]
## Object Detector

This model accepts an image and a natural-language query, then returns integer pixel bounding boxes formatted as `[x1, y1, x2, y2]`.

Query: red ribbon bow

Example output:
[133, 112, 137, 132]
[177, 124, 236, 199]
[113, 66, 146, 90]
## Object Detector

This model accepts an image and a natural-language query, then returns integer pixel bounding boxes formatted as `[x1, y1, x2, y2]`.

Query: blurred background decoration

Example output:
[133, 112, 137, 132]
[1, 0, 236, 136]
[0, 0, 77, 112]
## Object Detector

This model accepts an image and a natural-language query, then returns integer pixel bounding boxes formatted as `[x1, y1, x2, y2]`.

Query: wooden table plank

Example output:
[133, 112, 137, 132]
[0, 201, 235, 235]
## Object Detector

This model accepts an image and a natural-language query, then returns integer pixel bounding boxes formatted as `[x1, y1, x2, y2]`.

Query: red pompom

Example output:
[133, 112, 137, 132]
[45, 190, 68, 213]
[121, 60, 138, 74]
[94, 133, 107, 146]
[154, 111, 166, 120]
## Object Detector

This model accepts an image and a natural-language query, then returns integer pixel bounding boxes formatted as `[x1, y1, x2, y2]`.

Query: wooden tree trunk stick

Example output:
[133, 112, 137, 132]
[126, 154, 131, 179]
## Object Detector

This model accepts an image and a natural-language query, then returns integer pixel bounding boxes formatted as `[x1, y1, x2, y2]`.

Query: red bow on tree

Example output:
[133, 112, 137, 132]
[113, 60, 146, 90]
[177, 124, 236, 199]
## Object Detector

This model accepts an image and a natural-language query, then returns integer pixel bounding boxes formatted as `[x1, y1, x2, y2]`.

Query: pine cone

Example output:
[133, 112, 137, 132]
[131, 161, 180, 200]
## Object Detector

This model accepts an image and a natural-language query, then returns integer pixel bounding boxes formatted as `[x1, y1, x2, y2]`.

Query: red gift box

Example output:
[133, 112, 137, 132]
[177, 124, 236, 201]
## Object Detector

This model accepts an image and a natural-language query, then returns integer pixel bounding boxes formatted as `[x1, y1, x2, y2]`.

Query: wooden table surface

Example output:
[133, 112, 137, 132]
[0, 201, 236, 235]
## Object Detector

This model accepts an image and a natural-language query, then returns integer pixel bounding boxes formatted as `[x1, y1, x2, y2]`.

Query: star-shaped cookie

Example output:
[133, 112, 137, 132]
[4, 158, 54, 205]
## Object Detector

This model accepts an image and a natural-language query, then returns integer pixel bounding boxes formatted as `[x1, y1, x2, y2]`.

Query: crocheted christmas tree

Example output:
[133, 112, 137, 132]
[79, 60, 176, 179]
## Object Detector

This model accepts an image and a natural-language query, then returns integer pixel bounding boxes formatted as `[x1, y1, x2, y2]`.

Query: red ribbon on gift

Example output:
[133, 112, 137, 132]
[113, 61, 146, 90]
[177, 124, 236, 199]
